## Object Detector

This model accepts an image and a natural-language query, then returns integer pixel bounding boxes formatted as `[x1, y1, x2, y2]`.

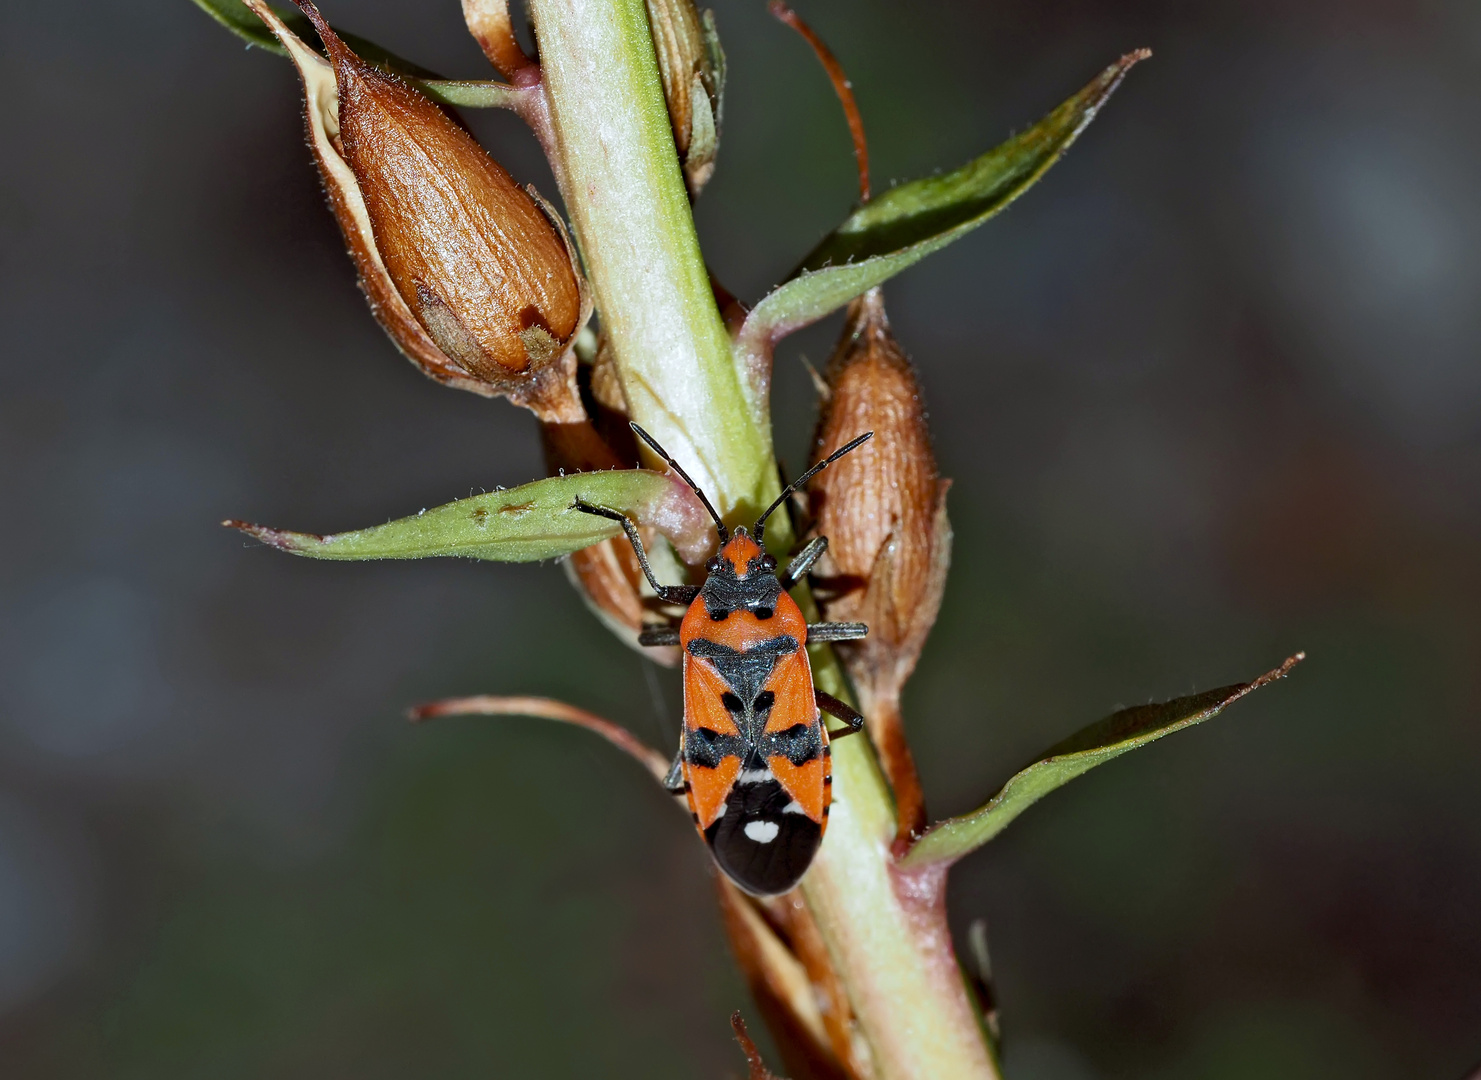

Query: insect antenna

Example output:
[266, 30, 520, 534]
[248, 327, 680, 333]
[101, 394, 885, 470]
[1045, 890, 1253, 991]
[753, 431, 873, 544]
[629, 422, 728, 543]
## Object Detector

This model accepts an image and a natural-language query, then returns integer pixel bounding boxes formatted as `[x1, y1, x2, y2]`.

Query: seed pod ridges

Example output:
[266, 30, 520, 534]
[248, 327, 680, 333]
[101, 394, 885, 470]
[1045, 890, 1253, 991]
[808, 287, 951, 844]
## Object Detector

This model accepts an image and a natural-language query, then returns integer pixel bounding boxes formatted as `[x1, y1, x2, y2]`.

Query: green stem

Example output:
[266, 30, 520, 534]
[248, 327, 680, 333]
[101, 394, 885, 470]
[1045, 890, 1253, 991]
[525, 0, 771, 525]
[524, 3, 997, 1076]
[803, 617, 1001, 1080]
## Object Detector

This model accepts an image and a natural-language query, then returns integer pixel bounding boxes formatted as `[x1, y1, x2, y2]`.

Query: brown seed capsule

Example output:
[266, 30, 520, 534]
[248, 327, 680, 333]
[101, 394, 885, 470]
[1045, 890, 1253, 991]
[645, 0, 726, 197]
[541, 414, 684, 667]
[808, 287, 951, 848]
[245, 1, 587, 422]
[585, 333, 643, 466]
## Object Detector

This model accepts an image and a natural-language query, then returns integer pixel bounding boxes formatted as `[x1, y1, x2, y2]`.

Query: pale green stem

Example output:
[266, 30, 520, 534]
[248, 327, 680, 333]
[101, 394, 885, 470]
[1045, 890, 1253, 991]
[525, 0, 771, 524]
[804, 621, 1001, 1080]
[523, 3, 998, 1076]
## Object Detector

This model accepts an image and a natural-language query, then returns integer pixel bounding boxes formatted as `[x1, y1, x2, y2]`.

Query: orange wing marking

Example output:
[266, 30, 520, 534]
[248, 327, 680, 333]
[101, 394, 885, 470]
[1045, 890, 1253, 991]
[686, 755, 742, 829]
[682, 655, 742, 736]
[768, 756, 827, 824]
[762, 650, 816, 734]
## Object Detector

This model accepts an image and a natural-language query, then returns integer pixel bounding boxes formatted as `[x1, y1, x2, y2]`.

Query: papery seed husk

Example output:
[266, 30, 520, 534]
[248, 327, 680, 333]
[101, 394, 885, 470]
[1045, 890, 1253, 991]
[245, 0, 493, 400]
[809, 287, 951, 846]
[312, 7, 581, 378]
[586, 333, 643, 464]
[647, 0, 703, 154]
[645, 0, 724, 196]
[811, 289, 944, 644]
[543, 418, 682, 666]
[562, 540, 681, 666]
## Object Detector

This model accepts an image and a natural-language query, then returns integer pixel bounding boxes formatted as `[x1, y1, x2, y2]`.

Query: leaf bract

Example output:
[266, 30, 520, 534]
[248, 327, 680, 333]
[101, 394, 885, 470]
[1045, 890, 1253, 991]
[740, 50, 1148, 347]
[228, 471, 704, 564]
[900, 654, 1303, 869]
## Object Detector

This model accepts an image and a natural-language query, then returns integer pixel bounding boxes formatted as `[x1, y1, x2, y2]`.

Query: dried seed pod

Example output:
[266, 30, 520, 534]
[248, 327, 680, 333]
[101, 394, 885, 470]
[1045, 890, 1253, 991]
[541, 416, 684, 667]
[246, 1, 587, 422]
[461, 0, 535, 81]
[645, 0, 726, 197]
[808, 287, 951, 847]
[547, 338, 685, 664]
[562, 536, 684, 665]
[304, 2, 581, 377]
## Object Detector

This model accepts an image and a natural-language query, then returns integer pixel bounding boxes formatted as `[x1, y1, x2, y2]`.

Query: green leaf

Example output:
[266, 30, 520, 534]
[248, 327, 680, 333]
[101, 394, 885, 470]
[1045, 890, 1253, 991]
[191, 0, 288, 51]
[226, 471, 704, 564]
[740, 50, 1148, 346]
[191, 0, 442, 80]
[415, 80, 523, 109]
[899, 654, 1303, 870]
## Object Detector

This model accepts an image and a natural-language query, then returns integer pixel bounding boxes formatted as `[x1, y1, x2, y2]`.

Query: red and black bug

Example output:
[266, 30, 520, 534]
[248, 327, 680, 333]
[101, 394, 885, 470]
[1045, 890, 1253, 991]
[575, 424, 872, 896]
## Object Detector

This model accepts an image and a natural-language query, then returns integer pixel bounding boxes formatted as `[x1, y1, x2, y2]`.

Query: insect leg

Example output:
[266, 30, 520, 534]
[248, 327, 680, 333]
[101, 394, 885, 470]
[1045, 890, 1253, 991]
[779, 536, 828, 589]
[572, 501, 700, 605]
[662, 748, 687, 794]
[806, 621, 869, 642]
[815, 689, 866, 738]
[638, 626, 682, 647]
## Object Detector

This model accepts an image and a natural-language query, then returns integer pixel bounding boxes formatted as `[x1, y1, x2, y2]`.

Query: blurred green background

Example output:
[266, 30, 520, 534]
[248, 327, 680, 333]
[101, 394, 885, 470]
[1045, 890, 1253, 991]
[2, 0, 1479, 1076]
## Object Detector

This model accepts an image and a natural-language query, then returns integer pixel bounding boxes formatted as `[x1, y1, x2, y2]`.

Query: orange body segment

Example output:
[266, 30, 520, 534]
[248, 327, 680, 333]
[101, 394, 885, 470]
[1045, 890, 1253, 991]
[686, 756, 742, 829]
[761, 650, 816, 735]
[678, 591, 808, 653]
[682, 657, 745, 738]
[768, 755, 828, 824]
[718, 531, 765, 574]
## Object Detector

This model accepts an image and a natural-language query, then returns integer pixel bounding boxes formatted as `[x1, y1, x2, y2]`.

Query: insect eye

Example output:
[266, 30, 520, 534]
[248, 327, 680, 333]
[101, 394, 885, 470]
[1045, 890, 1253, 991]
[705, 557, 722, 573]
[760, 555, 777, 571]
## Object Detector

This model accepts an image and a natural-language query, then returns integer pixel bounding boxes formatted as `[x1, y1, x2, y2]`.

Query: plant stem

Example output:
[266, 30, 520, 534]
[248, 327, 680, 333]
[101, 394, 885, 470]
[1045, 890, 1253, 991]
[524, 3, 998, 1075]
[805, 640, 1000, 1080]
[525, 0, 770, 523]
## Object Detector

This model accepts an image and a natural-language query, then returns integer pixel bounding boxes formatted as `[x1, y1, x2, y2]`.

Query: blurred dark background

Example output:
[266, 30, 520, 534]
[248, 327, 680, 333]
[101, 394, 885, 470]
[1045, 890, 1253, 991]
[2, 0, 1479, 1076]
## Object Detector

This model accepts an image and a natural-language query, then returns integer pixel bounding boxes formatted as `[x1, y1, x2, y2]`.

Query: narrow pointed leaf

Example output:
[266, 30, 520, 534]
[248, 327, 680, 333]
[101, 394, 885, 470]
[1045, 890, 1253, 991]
[191, 0, 442, 80]
[900, 654, 1303, 869]
[415, 79, 523, 109]
[739, 50, 1148, 348]
[226, 471, 713, 565]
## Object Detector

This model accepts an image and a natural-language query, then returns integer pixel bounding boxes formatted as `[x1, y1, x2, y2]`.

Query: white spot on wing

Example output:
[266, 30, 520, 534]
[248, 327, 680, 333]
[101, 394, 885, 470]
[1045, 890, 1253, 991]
[737, 769, 772, 784]
[743, 820, 780, 844]
[782, 801, 807, 815]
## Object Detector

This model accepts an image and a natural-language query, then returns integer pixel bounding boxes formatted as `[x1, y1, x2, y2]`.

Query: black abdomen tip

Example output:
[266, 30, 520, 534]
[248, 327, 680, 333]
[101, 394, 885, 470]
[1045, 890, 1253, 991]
[703, 779, 822, 896]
